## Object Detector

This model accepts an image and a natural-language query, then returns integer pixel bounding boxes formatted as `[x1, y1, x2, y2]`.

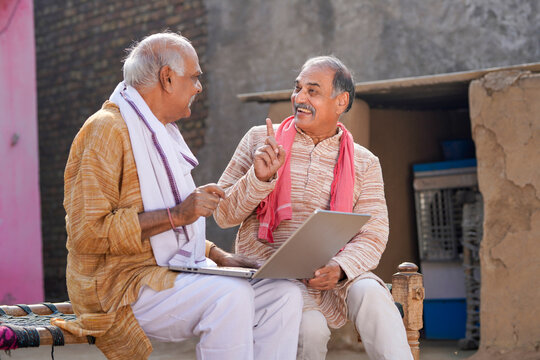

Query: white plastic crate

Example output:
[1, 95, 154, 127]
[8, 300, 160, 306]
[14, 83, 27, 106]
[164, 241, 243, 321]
[413, 161, 478, 261]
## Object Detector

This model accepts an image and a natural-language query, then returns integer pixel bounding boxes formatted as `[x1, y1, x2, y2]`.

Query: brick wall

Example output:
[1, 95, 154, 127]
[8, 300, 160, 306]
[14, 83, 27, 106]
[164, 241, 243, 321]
[34, 0, 208, 301]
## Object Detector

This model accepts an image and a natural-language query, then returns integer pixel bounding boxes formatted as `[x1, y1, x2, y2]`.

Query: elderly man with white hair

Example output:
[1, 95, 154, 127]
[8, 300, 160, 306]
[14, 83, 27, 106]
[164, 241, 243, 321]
[54, 32, 302, 360]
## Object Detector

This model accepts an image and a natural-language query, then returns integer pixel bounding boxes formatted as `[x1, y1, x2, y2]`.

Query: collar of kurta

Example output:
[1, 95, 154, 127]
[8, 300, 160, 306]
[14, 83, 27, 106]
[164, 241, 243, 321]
[256, 115, 356, 242]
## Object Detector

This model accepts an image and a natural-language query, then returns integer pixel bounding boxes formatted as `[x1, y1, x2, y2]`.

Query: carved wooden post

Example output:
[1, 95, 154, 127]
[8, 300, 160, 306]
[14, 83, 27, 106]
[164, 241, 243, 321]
[392, 262, 424, 360]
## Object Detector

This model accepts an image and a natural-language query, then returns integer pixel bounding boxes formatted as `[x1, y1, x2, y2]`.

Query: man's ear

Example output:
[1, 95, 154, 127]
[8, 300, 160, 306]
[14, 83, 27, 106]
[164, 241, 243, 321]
[159, 66, 174, 93]
[335, 92, 349, 114]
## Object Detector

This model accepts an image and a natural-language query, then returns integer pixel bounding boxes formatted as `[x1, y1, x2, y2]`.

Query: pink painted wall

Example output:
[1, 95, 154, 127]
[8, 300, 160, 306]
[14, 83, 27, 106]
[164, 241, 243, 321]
[0, 0, 44, 304]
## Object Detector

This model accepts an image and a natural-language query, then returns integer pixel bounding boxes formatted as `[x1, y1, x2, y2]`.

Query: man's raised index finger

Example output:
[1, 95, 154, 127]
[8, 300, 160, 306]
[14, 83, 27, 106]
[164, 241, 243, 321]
[266, 118, 275, 138]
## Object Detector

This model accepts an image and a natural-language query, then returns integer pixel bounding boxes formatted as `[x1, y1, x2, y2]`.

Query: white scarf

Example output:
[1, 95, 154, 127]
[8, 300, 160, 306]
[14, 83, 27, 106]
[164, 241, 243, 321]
[110, 82, 207, 267]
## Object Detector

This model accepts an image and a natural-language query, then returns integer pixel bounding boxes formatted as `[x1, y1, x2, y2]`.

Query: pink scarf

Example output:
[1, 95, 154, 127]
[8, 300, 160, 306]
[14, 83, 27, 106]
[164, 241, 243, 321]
[257, 115, 356, 242]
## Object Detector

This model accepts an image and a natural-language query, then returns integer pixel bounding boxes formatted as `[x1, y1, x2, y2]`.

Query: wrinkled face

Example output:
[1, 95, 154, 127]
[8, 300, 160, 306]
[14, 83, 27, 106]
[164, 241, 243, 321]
[291, 64, 341, 137]
[168, 45, 202, 120]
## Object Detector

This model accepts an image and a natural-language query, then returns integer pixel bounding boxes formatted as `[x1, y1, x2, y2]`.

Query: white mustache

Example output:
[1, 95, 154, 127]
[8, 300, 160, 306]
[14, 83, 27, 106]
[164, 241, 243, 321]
[294, 103, 315, 114]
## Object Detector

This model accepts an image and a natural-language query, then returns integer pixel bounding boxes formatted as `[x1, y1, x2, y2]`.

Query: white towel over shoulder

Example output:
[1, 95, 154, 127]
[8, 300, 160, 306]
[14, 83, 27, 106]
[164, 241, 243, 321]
[110, 82, 206, 267]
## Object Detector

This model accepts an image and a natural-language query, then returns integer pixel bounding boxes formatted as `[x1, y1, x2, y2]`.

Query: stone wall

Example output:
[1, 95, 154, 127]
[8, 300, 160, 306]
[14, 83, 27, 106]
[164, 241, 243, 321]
[468, 71, 540, 359]
[34, 0, 208, 301]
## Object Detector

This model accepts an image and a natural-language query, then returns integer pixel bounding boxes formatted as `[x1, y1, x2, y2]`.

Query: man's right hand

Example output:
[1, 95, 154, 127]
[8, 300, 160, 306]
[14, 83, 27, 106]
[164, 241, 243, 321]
[172, 183, 225, 226]
[254, 118, 286, 182]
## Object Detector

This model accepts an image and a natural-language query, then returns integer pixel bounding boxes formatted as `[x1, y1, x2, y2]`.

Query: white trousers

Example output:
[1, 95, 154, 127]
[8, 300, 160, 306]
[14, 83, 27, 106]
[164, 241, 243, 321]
[132, 274, 303, 360]
[297, 278, 413, 360]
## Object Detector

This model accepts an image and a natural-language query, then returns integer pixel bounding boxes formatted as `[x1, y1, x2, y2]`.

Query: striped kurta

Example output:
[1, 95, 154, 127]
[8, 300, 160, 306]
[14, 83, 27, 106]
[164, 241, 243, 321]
[52, 101, 178, 359]
[215, 124, 389, 328]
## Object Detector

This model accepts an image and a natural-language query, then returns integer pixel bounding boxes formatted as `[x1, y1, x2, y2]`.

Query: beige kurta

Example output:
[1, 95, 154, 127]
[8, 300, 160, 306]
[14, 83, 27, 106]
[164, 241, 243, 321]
[53, 101, 178, 360]
[215, 124, 389, 328]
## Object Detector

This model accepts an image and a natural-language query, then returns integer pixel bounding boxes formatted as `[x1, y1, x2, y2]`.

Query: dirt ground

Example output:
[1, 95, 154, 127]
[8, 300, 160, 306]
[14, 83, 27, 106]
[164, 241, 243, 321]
[4, 338, 476, 359]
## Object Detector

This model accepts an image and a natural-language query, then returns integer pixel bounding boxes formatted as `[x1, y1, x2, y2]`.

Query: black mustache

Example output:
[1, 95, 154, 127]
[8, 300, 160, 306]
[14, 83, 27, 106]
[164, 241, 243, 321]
[294, 103, 315, 114]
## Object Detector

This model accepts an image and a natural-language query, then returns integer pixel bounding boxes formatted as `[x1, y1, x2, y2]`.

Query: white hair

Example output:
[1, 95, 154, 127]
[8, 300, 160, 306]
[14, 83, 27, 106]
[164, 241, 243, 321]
[123, 32, 192, 90]
[301, 55, 355, 112]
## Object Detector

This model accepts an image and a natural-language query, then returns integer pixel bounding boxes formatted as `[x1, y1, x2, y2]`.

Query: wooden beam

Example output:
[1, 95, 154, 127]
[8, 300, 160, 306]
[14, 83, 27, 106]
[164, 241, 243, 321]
[35, 327, 91, 345]
[237, 62, 540, 110]
[0, 302, 73, 316]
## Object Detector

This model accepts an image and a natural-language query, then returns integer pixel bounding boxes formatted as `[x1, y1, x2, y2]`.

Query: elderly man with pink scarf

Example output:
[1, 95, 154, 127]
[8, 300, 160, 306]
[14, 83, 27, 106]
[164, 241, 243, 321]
[215, 56, 413, 360]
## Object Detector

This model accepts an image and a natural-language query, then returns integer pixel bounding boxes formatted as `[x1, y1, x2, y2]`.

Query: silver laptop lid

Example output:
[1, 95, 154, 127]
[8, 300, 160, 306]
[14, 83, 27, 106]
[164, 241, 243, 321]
[253, 210, 370, 279]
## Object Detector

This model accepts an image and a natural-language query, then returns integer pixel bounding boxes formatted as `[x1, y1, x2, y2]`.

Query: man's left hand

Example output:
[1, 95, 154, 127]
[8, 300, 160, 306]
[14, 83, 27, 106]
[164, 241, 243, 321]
[209, 246, 261, 269]
[303, 261, 345, 290]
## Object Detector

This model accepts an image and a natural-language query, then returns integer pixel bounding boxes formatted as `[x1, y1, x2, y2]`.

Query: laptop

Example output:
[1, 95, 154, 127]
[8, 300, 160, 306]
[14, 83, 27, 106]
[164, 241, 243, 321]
[168, 210, 370, 279]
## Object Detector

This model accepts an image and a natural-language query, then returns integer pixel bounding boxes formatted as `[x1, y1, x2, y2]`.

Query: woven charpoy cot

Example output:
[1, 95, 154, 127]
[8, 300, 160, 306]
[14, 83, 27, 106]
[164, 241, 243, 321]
[0, 302, 94, 359]
[0, 263, 424, 360]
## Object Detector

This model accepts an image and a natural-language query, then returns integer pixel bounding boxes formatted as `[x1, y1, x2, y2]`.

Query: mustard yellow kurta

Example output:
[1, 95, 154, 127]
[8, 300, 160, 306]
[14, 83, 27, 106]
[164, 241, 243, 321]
[52, 101, 178, 359]
[215, 124, 389, 329]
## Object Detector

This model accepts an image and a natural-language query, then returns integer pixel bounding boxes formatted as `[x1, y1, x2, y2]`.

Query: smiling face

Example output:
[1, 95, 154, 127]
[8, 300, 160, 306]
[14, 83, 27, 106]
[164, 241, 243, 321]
[167, 45, 203, 121]
[291, 64, 347, 141]
[153, 44, 203, 124]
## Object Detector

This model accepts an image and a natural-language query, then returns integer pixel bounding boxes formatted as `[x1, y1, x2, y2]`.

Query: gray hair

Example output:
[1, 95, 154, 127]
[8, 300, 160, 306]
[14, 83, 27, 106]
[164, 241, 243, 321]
[123, 32, 192, 90]
[301, 56, 355, 112]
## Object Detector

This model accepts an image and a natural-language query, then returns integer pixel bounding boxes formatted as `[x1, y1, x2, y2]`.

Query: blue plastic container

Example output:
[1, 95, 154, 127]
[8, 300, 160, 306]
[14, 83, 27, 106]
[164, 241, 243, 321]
[412, 158, 477, 173]
[441, 139, 475, 160]
[423, 298, 466, 339]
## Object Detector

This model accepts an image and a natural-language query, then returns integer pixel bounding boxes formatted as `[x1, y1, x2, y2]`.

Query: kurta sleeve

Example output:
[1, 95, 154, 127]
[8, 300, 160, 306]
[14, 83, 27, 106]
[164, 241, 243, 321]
[64, 120, 145, 255]
[214, 127, 276, 228]
[331, 156, 389, 280]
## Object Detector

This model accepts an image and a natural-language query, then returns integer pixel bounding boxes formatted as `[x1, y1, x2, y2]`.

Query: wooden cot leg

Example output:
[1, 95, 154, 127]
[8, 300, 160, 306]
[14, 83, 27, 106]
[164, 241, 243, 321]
[392, 262, 424, 360]
[407, 329, 420, 360]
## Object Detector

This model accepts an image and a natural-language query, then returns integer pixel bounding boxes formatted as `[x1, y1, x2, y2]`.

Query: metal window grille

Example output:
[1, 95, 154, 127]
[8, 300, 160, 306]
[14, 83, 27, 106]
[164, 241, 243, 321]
[415, 187, 477, 261]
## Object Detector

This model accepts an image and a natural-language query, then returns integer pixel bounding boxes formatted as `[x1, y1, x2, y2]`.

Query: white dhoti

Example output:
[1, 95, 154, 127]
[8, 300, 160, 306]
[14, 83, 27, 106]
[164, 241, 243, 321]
[132, 274, 303, 360]
[297, 278, 413, 360]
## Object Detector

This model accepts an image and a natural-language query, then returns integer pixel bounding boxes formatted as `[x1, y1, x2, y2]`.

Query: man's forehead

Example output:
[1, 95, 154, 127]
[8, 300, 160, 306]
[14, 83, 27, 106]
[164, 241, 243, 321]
[296, 65, 334, 86]
[191, 61, 202, 74]
[182, 50, 202, 74]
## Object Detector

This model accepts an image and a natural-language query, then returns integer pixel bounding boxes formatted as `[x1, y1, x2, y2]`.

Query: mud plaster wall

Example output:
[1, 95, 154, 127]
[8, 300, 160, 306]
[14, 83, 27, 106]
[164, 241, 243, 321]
[469, 71, 540, 356]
